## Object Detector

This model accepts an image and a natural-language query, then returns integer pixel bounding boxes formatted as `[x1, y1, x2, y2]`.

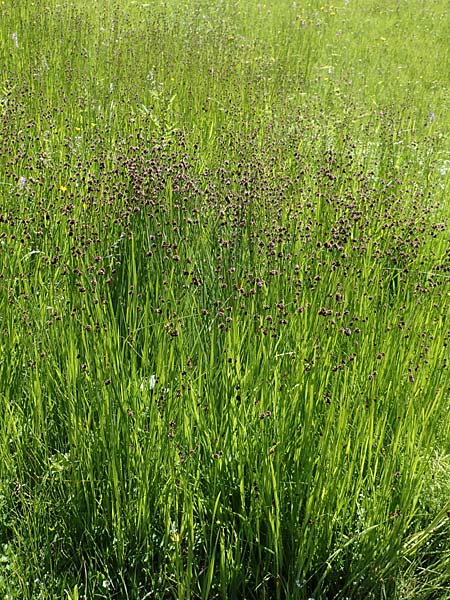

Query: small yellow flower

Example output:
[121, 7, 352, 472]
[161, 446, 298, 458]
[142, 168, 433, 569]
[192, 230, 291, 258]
[60, 185, 67, 192]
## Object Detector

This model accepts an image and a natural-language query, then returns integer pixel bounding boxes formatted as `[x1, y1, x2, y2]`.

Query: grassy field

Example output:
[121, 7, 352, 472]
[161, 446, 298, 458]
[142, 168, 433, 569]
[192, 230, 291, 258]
[1, 0, 450, 598]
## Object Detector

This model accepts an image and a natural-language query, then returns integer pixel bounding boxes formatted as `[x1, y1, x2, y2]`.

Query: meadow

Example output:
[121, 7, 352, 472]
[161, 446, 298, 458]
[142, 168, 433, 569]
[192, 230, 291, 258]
[1, 0, 450, 598]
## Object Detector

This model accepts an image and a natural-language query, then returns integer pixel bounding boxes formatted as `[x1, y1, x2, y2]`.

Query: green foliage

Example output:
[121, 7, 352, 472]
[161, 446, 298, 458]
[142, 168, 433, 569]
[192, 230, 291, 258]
[1, 0, 450, 598]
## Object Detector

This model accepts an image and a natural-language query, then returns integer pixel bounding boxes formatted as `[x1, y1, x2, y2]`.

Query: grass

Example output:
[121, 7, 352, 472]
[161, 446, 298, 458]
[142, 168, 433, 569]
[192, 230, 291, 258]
[1, 0, 450, 598]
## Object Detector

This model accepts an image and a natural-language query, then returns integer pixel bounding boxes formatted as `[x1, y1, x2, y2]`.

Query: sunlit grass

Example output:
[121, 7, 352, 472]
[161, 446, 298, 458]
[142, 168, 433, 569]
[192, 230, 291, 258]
[1, 0, 450, 598]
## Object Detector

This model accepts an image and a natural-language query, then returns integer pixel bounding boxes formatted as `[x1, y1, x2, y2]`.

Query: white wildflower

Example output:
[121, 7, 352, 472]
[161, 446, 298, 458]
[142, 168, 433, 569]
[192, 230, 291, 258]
[140, 374, 157, 391]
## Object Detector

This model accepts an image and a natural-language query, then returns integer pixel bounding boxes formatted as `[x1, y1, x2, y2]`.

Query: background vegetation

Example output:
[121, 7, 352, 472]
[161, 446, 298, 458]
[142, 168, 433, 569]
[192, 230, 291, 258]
[1, 0, 450, 598]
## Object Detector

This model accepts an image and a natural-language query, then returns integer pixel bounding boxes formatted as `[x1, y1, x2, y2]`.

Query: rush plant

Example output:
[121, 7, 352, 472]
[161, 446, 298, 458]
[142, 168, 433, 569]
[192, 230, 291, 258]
[1, 0, 450, 598]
